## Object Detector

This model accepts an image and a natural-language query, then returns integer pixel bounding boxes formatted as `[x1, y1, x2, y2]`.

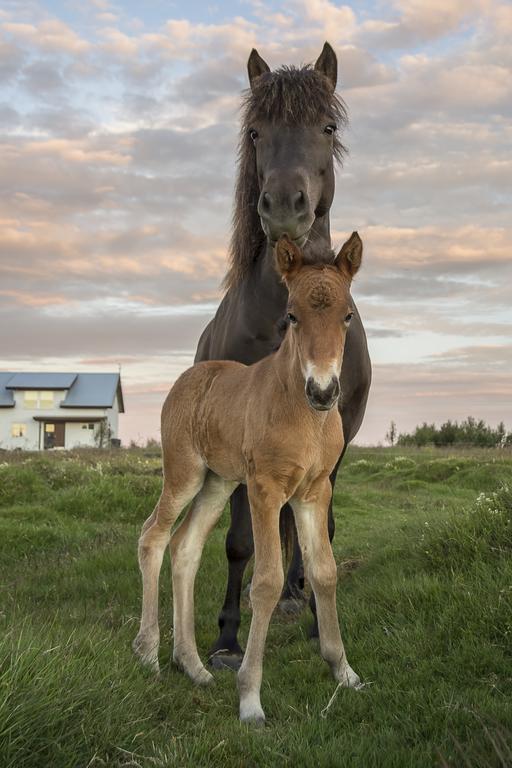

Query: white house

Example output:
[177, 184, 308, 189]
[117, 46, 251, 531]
[0, 372, 124, 450]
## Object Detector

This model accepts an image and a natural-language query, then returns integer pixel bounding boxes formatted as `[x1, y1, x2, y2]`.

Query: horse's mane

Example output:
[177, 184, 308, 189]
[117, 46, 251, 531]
[224, 64, 348, 290]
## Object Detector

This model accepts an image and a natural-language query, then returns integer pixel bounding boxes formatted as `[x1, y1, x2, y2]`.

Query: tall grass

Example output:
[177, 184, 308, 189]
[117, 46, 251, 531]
[0, 447, 511, 767]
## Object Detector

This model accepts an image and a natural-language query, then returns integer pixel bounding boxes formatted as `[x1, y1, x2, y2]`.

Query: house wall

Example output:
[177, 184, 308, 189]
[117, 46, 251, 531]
[0, 390, 120, 450]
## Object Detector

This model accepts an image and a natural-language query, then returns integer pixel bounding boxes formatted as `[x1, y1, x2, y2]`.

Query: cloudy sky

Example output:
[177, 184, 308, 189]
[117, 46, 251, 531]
[1, 0, 511, 445]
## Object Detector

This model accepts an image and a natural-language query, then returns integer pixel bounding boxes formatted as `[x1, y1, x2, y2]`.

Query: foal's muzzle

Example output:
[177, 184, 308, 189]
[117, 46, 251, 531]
[305, 376, 340, 411]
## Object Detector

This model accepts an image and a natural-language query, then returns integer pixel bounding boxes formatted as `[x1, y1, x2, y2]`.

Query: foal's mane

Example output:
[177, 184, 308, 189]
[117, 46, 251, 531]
[224, 64, 348, 290]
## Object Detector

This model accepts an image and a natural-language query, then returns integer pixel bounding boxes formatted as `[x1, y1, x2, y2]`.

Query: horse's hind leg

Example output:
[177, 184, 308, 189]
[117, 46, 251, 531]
[209, 485, 254, 670]
[170, 472, 236, 685]
[133, 468, 205, 672]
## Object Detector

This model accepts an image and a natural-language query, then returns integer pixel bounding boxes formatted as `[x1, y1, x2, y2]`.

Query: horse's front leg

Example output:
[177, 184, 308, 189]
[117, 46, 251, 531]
[209, 484, 254, 669]
[238, 479, 284, 725]
[292, 480, 360, 688]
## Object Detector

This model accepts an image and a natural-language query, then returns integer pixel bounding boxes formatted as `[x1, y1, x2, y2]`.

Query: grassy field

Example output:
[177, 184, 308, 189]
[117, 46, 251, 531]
[0, 446, 511, 767]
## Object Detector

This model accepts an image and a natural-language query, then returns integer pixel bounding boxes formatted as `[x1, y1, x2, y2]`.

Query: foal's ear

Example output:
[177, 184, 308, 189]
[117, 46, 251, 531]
[314, 42, 337, 91]
[335, 232, 362, 279]
[247, 48, 270, 89]
[275, 235, 303, 281]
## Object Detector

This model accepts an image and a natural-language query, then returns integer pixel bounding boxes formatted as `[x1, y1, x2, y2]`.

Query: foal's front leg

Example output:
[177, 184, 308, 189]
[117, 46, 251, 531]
[238, 479, 284, 725]
[291, 482, 360, 688]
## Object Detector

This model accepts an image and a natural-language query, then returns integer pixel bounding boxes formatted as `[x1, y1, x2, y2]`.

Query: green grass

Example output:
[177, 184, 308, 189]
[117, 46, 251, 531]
[1, 446, 511, 767]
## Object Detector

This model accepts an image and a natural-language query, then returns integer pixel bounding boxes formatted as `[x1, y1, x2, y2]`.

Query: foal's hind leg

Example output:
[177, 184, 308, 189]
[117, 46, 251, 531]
[133, 470, 205, 672]
[170, 473, 236, 685]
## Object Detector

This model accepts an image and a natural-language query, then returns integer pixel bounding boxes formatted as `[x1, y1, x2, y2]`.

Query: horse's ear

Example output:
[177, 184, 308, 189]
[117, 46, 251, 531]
[314, 42, 337, 91]
[247, 48, 270, 89]
[335, 232, 362, 279]
[275, 235, 303, 281]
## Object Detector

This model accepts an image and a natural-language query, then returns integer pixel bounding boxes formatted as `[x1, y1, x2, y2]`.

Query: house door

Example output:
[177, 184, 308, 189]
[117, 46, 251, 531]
[44, 422, 65, 449]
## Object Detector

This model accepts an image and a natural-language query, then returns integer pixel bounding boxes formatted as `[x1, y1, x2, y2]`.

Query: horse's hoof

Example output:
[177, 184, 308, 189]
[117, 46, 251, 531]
[208, 651, 244, 671]
[278, 596, 306, 616]
[338, 664, 362, 689]
[192, 666, 215, 686]
[132, 634, 160, 673]
[240, 702, 266, 726]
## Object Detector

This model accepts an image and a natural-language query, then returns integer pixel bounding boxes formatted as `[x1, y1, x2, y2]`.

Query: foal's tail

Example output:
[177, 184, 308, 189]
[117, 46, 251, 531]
[279, 504, 296, 565]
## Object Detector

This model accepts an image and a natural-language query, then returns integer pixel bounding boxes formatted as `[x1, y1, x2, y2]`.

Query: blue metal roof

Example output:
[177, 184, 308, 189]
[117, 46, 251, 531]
[0, 372, 124, 412]
[61, 373, 123, 411]
[6, 372, 77, 390]
[0, 373, 15, 407]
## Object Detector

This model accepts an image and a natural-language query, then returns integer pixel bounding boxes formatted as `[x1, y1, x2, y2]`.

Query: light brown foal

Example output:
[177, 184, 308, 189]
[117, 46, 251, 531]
[134, 232, 364, 724]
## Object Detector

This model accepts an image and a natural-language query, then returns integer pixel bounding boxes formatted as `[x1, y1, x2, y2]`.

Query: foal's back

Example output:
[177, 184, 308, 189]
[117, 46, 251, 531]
[162, 358, 254, 485]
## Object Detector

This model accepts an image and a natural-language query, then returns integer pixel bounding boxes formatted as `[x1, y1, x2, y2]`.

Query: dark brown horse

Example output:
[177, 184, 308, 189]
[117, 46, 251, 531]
[195, 43, 371, 668]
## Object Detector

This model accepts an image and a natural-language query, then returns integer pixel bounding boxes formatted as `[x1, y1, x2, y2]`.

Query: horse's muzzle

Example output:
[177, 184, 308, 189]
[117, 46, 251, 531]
[305, 376, 340, 411]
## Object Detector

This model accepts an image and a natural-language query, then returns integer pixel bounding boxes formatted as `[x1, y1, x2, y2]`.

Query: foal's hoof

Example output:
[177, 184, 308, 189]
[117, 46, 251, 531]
[132, 634, 160, 673]
[338, 664, 362, 689]
[208, 651, 244, 671]
[240, 702, 266, 727]
[190, 666, 214, 686]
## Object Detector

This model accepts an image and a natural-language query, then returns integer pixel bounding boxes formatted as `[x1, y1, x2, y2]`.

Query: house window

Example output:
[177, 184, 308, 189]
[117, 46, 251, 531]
[23, 390, 55, 409]
[89, 423, 94, 429]
[40, 391, 54, 408]
[24, 391, 38, 408]
[11, 423, 26, 438]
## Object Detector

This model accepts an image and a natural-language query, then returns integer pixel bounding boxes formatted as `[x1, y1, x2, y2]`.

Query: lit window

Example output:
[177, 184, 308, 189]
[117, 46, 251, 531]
[11, 423, 26, 438]
[45, 424, 55, 433]
[24, 391, 38, 408]
[23, 390, 56, 409]
[40, 391, 54, 408]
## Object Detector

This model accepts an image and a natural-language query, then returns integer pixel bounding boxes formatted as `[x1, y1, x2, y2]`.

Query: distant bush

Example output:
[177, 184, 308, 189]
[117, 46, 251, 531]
[397, 417, 511, 448]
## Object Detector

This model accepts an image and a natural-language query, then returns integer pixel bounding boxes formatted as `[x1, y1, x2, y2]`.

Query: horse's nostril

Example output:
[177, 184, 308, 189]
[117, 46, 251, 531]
[306, 376, 340, 409]
[293, 190, 306, 213]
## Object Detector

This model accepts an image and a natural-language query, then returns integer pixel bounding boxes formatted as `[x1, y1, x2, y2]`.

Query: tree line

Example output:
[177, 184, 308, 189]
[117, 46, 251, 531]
[386, 417, 512, 448]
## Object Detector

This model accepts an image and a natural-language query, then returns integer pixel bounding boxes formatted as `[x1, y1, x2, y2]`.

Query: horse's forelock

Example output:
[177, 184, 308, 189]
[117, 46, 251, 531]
[242, 65, 347, 160]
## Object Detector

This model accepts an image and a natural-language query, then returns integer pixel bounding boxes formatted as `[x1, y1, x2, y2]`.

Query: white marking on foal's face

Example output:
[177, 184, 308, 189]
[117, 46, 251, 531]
[304, 359, 341, 390]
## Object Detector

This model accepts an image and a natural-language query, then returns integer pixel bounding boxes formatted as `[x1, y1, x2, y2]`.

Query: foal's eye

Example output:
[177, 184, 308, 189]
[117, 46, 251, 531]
[344, 312, 354, 324]
[324, 124, 337, 135]
[249, 128, 259, 142]
[287, 312, 298, 325]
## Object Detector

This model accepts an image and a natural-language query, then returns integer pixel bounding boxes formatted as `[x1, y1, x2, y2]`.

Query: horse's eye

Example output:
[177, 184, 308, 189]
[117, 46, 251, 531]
[249, 129, 259, 142]
[287, 312, 298, 325]
[324, 124, 337, 135]
[344, 312, 353, 324]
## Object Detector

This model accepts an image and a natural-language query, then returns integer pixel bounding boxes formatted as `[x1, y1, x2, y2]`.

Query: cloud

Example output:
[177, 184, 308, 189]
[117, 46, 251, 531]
[0, 1, 510, 444]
